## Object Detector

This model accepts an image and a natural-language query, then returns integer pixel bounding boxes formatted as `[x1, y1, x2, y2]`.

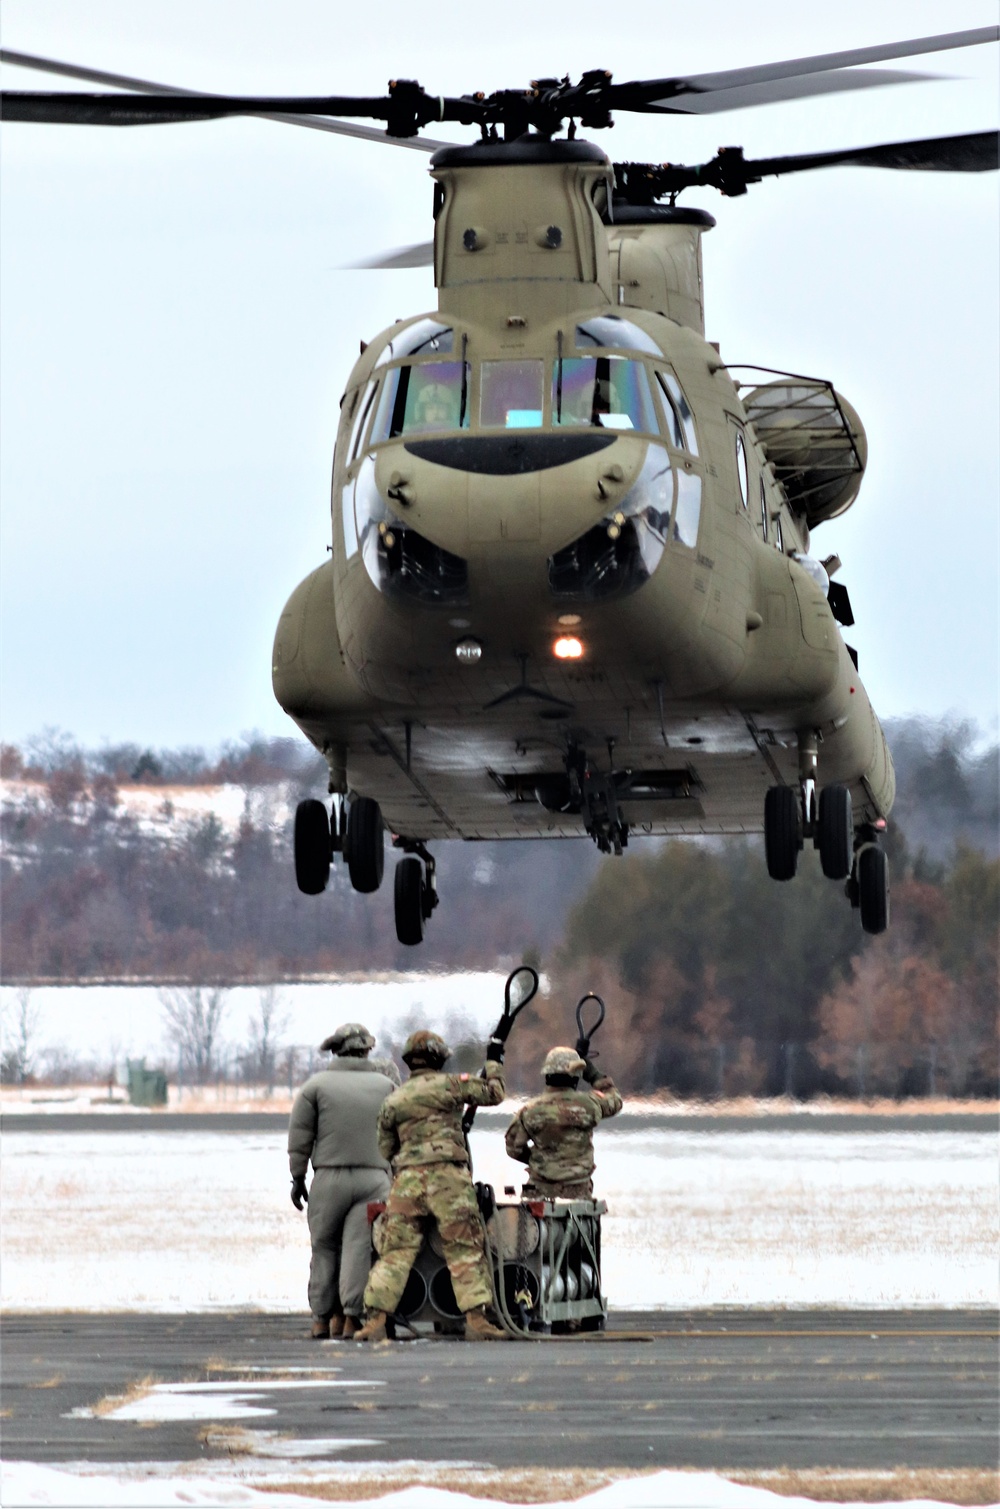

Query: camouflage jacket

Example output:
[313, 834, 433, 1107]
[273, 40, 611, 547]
[504, 1076, 622, 1185]
[377, 1062, 505, 1169]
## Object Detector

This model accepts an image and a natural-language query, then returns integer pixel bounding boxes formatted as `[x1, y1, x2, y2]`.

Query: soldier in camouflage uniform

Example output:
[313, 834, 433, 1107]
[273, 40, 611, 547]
[505, 1045, 623, 1199]
[355, 1029, 508, 1342]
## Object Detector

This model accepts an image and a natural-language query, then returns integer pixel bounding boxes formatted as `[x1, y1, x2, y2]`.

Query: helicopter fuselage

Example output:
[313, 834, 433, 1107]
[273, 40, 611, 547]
[273, 137, 894, 851]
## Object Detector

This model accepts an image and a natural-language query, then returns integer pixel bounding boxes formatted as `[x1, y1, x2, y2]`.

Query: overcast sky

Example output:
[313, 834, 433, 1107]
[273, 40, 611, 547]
[1, 0, 997, 754]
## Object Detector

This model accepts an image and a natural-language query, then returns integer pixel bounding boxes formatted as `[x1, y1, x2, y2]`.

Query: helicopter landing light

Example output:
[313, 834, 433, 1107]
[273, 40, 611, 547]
[454, 638, 483, 664]
[553, 636, 584, 660]
[557, 613, 582, 627]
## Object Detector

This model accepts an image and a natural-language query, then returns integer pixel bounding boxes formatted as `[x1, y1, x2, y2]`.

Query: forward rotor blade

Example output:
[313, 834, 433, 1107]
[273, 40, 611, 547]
[345, 241, 435, 269]
[0, 51, 445, 150]
[610, 25, 998, 114]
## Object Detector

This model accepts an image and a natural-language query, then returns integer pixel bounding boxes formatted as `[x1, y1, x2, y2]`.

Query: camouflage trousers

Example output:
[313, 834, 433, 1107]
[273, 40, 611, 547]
[363, 1162, 493, 1315]
[524, 1177, 594, 1200]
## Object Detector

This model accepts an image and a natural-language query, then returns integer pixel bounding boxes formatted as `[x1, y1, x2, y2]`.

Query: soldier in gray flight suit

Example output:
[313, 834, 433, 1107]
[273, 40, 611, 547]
[287, 1023, 399, 1339]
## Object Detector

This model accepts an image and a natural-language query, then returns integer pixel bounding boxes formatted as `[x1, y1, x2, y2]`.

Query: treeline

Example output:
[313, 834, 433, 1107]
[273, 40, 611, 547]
[2, 720, 997, 1097]
[510, 838, 998, 1099]
[0, 732, 599, 977]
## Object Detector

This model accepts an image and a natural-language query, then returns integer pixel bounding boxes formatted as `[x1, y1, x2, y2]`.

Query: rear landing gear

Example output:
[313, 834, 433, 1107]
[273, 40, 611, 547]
[816, 784, 853, 880]
[393, 839, 438, 947]
[848, 834, 890, 935]
[764, 731, 888, 931]
[764, 785, 799, 880]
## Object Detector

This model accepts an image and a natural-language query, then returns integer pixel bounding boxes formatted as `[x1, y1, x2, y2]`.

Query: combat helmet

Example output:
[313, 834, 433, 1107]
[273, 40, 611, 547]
[402, 1029, 451, 1068]
[320, 1023, 375, 1056]
[542, 1046, 586, 1078]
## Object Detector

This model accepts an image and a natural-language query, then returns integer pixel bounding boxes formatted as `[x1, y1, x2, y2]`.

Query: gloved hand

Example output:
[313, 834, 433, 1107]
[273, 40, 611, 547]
[582, 1058, 602, 1085]
[290, 1175, 309, 1210]
[493, 1016, 514, 1043]
[485, 1036, 504, 1063]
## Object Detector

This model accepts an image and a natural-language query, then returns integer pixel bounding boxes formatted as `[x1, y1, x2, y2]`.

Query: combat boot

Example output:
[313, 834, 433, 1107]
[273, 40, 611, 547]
[353, 1309, 390, 1343]
[328, 1316, 345, 1338]
[341, 1315, 362, 1339]
[310, 1315, 332, 1340]
[463, 1306, 508, 1341]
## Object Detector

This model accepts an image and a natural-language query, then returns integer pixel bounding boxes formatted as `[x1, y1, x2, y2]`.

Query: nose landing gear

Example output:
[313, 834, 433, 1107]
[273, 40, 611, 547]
[293, 794, 385, 896]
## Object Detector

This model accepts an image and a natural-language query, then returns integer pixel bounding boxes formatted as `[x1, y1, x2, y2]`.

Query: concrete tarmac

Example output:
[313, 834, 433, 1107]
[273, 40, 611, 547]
[2, 1310, 996, 1471]
[4, 1111, 997, 1134]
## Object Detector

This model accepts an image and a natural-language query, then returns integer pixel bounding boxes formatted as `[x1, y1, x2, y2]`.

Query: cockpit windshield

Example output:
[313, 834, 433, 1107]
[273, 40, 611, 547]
[370, 360, 470, 442]
[553, 357, 658, 432]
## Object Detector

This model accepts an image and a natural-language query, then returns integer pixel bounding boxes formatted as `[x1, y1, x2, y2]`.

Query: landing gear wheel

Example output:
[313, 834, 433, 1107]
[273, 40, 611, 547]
[858, 846, 889, 935]
[764, 786, 799, 881]
[817, 784, 853, 880]
[394, 855, 425, 946]
[293, 800, 330, 895]
[344, 797, 384, 894]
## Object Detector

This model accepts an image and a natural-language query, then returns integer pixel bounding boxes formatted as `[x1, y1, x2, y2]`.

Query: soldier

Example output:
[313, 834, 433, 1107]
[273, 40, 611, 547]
[504, 1045, 623, 1199]
[287, 1023, 399, 1340]
[354, 1029, 508, 1342]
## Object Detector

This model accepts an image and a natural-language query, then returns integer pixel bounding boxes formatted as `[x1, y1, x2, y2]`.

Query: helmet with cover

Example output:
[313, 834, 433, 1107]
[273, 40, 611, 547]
[541, 1046, 586, 1078]
[320, 1022, 376, 1056]
[402, 1029, 451, 1068]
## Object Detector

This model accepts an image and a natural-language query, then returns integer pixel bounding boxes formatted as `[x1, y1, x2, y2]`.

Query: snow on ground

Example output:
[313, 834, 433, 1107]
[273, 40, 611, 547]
[0, 1460, 981, 1509]
[0, 977, 512, 1078]
[1, 1125, 996, 1310]
[2, 778, 271, 838]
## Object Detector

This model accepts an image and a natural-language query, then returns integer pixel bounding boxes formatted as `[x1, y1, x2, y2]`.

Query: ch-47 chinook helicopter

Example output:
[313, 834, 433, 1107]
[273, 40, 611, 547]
[5, 28, 998, 947]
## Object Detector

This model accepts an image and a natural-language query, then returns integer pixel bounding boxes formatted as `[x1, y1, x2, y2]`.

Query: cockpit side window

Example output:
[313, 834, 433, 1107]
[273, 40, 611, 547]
[655, 371, 699, 456]
[370, 360, 470, 442]
[348, 380, 380, 465]
[372, 320, 454, 368]
[575, 317, 663, 357]
[552, 357, 658, 433]
[480, 360, 544, 428]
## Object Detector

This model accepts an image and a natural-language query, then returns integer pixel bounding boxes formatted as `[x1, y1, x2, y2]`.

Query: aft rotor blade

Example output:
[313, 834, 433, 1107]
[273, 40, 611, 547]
[609, 25, 998, 114]
[746, 129, 1000, 179]
[0, 52, 447, 150]
[617, 131, 1000, 202]
[346, 241, 435, 269]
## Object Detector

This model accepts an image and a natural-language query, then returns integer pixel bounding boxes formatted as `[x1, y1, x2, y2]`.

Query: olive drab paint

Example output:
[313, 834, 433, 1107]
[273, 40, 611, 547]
[272, 136, 894, 859]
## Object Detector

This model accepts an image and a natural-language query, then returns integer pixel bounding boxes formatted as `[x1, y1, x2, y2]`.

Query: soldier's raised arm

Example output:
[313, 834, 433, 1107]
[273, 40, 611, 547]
[460, 1051, 505, 1108]
[582, 1059, 623, 1119]
[504, 1108, 531, 1165]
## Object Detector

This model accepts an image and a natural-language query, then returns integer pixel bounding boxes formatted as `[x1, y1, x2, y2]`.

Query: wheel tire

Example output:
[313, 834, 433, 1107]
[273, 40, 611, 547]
[293, 800, 330, 895]
[394, 856, 425, 946]
[817, 784, 853, 880]
[344, 796, 385, 894]
[858, 845, 890, 935]
[764, 785, 799, 881]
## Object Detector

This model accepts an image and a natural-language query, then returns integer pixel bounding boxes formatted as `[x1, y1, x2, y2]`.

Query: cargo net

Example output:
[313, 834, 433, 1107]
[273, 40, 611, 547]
[737, 371, 865, 529]
[485, 1198, 608, 1336]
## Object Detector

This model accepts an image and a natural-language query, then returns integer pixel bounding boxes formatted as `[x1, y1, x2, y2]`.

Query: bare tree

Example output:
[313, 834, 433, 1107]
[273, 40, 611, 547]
[1, 988, 43, 1084]
[241, 985, 289, 1096]
[159, 986, 228, 1085]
